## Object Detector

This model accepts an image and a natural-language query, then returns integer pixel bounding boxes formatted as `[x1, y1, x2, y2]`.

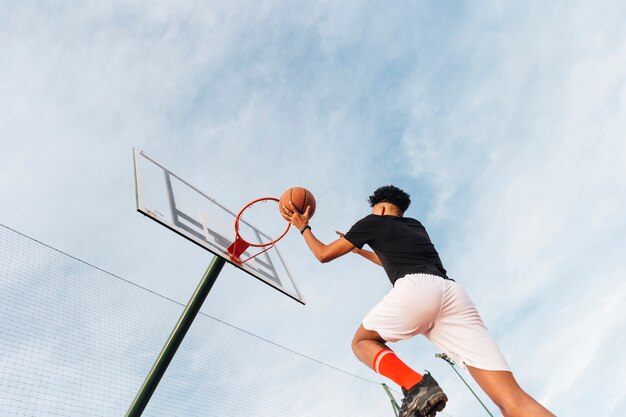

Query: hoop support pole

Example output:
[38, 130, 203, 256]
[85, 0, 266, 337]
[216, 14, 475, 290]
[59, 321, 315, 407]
[126, 256, 226, 417]
[381, 383, 401, 417]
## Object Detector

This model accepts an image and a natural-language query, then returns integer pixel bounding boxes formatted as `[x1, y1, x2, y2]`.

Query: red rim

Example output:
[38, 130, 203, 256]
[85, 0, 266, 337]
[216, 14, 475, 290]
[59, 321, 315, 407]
[233, 197, 291, 248]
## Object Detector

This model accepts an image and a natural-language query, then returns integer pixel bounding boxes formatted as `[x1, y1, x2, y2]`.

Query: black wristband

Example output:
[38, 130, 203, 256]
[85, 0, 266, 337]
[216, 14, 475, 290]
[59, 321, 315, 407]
[299, 225, 311, 234]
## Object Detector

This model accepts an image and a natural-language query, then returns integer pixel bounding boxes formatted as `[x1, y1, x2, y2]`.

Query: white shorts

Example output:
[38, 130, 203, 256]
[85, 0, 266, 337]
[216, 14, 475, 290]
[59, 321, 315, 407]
[362, 274, 510, 371]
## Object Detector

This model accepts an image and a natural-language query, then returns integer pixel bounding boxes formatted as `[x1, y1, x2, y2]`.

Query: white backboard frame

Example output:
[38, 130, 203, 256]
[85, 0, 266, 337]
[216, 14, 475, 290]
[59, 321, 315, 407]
[133, 148, 305, 304]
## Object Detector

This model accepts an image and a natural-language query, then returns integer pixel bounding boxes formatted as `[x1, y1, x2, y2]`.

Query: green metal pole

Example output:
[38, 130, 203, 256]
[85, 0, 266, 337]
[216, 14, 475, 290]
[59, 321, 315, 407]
[436, 353, 495, 417]
[126, 256, 226, 417]
[382, 383, 401, 417]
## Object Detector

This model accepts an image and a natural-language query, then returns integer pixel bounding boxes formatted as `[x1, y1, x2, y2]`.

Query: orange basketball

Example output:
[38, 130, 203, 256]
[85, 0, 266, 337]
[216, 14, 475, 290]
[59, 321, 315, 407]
[279, 187, 316, 219]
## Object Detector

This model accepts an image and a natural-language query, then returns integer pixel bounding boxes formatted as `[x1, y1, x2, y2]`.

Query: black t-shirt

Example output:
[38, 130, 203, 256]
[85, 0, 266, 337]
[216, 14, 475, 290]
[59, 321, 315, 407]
[344, 214, 449, 285]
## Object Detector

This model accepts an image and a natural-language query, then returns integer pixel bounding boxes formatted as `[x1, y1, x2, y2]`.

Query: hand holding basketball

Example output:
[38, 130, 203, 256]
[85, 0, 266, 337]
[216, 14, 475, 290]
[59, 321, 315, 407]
[281, 202, 312, 230]
[279, 187, 316, 230]
[279, 187, 316, 218]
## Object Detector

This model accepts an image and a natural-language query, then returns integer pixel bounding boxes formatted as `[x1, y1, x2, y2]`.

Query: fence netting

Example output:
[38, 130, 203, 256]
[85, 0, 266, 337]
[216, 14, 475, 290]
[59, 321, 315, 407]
[0, 224, 393, 416]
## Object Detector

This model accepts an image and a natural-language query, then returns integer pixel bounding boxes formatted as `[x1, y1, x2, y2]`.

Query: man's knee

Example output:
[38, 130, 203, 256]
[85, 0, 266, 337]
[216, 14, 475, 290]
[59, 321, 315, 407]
[351, 326, 386, 356]
[351, 333, 364, 355]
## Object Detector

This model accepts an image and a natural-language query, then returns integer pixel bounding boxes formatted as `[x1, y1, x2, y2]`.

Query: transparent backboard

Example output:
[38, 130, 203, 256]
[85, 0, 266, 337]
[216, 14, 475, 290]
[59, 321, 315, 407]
[133, 148, 305, 304]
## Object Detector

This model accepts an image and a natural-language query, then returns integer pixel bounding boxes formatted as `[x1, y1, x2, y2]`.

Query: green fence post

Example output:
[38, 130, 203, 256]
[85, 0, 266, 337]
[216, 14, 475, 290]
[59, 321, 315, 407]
[382, 383, 401, 417]
[436, 353, 494, 417]
[126, 256, 226, 416]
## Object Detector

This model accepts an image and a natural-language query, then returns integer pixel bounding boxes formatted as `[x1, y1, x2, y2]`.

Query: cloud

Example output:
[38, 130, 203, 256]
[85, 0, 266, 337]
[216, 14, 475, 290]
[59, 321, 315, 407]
[400, 1, 626, 414]
[2, 1, 626, 416]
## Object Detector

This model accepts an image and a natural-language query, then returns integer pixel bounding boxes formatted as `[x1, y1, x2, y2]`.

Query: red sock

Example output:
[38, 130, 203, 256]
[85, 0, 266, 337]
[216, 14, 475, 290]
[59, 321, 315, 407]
[372, 348, 423, 390]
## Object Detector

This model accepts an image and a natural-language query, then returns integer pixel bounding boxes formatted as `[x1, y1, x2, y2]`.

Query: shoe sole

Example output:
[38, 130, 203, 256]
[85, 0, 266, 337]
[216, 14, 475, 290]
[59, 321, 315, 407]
[418, 393, 448, 417]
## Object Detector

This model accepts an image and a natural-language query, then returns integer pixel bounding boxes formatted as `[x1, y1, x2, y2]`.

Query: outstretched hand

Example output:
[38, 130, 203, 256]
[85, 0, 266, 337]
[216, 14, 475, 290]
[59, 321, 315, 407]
[281, 201, 311, 230]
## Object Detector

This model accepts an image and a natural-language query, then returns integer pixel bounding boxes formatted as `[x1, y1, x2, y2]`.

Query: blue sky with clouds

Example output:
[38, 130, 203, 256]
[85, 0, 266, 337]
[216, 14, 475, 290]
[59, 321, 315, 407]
[2, 1, 626, 416]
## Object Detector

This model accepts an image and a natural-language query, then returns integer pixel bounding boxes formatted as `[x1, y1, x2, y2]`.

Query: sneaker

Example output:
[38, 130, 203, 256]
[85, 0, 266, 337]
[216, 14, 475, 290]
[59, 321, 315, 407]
[398, 373, 448, 417]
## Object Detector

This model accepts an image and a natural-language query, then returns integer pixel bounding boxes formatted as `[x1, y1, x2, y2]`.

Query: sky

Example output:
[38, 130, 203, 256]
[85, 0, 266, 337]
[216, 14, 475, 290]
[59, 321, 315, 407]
[1, 1, 626, 416]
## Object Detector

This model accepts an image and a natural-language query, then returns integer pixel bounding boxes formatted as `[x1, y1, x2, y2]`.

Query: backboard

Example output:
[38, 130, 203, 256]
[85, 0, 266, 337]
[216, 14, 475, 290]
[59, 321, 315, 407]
[133, 148, 305, 304]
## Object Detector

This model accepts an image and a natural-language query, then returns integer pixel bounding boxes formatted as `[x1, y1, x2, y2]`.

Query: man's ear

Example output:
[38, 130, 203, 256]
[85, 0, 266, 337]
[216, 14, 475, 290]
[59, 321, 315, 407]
[381, 205, 386, 215]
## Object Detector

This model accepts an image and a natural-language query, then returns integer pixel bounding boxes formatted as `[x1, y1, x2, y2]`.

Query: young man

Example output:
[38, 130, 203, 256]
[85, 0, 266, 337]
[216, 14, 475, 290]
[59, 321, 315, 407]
[281, 185, 556, 417]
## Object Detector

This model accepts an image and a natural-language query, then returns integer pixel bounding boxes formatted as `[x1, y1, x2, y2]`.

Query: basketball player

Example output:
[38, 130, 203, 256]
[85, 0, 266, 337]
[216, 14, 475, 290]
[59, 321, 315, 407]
[281, 185, 556, 417]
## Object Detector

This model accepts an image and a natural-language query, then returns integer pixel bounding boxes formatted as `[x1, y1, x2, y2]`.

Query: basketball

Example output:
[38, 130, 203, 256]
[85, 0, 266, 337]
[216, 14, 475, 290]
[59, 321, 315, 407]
[279, 187, 316, 219]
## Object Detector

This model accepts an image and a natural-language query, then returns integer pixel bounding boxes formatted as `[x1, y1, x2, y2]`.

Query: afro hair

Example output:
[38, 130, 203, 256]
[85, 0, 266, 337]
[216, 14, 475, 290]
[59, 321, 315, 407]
[368, 185, 411, 212]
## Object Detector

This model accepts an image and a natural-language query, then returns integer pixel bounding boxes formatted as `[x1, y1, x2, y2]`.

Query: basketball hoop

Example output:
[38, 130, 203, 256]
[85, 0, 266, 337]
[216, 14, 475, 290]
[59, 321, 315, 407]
[227, 197, 290, 264]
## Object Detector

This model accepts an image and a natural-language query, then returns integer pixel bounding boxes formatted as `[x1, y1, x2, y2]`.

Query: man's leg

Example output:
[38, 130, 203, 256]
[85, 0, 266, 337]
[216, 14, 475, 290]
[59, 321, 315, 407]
[351, 324, 387, 367]
[352, 324, 447, 417]
[351, 324, 424, 389]
[466, 366, 556, 417]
